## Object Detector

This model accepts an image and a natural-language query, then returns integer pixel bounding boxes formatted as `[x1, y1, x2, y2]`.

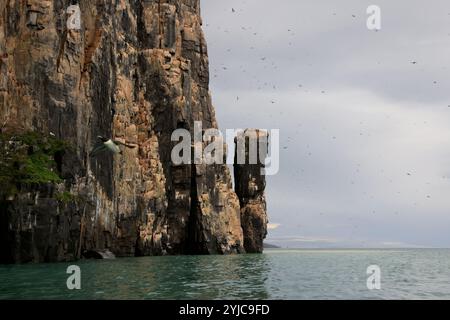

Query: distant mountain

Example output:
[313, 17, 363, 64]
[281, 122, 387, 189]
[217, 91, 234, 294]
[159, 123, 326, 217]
[263, 243, 281, 249]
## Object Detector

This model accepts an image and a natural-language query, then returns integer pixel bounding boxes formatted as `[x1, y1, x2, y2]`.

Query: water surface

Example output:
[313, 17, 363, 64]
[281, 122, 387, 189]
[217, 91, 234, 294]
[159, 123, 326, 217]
[1, 249, 449, 299]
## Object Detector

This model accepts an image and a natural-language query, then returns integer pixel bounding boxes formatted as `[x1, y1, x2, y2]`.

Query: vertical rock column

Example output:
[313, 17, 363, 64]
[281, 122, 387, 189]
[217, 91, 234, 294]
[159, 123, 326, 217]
[234, 129, 269, 253]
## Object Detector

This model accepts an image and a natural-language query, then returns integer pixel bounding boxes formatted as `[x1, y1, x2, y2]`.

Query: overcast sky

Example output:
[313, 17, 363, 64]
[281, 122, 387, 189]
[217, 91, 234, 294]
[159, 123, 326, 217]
[201, 0, 450, 248]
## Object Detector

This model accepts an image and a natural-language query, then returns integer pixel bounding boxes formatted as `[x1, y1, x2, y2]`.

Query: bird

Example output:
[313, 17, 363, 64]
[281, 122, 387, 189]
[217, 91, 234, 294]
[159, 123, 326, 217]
[89, 136, 137, 157]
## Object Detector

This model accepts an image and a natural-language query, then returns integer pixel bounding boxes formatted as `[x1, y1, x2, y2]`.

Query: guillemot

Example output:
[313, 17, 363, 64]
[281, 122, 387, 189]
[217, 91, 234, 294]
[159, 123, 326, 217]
[89, 136, 137, 157]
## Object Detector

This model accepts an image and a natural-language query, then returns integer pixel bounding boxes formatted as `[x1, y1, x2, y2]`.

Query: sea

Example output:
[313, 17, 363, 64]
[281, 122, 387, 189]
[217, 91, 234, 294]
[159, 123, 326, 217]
[1, 249, 449, 300]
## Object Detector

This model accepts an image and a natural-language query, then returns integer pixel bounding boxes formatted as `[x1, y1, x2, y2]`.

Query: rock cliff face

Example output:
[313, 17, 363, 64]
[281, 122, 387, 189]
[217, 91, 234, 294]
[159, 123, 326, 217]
[234, 130, 268, 253]
[0, 0, 268, 263]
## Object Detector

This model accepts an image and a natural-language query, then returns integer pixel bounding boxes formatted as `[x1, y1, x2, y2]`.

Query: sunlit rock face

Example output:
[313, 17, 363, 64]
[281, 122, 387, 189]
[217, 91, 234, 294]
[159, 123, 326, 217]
[0, 0, 259, 263]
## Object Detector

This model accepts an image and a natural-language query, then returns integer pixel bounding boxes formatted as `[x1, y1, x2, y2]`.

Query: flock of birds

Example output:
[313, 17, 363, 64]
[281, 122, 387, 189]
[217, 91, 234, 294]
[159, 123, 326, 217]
[204, 6, 448, 222]
[89, 7, 448, 160]
[80, 6, 450, 244]
[208, 8, 446, 107]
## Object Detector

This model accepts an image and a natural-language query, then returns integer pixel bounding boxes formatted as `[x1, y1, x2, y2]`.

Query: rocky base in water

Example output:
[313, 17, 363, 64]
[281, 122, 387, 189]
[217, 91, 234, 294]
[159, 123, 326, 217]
[0, 0, 268, 263]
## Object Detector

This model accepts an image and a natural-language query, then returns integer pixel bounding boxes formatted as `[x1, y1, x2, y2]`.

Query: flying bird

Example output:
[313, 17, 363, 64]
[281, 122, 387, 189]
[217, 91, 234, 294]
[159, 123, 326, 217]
[90, 136, 137, 157]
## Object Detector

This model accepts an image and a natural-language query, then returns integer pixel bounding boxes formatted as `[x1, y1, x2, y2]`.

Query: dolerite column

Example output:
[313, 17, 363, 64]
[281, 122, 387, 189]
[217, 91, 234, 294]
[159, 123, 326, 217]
[234, 129, 269, 253]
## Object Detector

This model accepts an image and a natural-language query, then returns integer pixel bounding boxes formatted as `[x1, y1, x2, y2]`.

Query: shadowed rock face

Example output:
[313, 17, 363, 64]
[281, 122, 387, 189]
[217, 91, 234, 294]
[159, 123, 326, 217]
[234, 130, 269, 254]
[0, 0, 254, 263]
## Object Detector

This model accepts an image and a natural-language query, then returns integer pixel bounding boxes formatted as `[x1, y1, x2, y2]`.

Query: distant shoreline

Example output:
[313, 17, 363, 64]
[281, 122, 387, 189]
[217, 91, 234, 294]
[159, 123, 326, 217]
[263, 247, 447, 250]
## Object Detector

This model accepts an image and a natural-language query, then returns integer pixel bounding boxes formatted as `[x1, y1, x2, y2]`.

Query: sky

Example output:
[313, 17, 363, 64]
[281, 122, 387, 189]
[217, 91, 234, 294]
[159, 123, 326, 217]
[201, 0, 450, 248]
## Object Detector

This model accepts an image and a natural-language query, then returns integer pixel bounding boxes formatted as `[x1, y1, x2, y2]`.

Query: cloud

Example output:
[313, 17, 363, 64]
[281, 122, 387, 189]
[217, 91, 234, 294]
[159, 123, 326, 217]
[267, 223, 281, 230]
[267, 236, 339, 243]
[379, 242, 429, 248]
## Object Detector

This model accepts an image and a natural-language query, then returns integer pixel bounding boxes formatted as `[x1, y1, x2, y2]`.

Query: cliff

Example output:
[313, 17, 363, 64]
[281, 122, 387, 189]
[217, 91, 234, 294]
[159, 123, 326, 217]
[234, 130, 268, 253]
[0, 0, 268, 263]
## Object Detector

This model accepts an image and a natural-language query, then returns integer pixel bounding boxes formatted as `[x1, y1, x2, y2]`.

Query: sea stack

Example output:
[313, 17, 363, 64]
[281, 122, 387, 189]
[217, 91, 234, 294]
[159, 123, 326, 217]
[0, 0, 268, 263]
[234, 129, 269, 253]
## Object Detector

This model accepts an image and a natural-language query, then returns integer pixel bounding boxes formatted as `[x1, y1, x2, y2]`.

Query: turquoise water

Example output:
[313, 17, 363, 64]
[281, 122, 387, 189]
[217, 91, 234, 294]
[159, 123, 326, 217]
[1, 249, 449, 299]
